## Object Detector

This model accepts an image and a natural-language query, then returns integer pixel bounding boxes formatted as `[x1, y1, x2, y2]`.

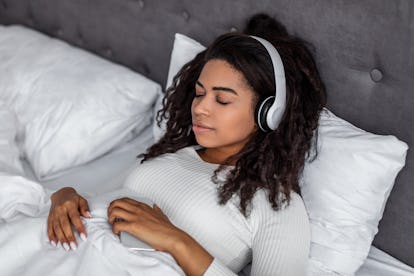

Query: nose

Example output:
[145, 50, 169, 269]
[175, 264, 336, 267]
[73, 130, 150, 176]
[192, 95, 211, 116]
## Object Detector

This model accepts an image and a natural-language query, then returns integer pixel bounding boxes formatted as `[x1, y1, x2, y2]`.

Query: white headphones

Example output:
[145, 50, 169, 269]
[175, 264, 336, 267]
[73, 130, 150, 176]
[250, 35, 286, 132]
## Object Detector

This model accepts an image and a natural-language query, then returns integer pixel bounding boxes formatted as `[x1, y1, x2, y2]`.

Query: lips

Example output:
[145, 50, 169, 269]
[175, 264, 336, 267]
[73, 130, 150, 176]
[192, 121, 215, 133]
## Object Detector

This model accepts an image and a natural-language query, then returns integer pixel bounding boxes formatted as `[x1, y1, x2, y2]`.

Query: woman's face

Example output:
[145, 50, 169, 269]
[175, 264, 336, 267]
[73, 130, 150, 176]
[191, 59, 257, 156]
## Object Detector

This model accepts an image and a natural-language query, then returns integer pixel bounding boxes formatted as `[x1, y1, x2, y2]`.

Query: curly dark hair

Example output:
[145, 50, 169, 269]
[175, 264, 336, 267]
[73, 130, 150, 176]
[141, 13, 327, 216]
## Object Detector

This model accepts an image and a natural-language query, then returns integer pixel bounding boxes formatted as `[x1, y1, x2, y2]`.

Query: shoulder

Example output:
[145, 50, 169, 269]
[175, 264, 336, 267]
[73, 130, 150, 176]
[249, 190, 309, 232]
[251, 189, 308, 216]
[248, 190, 311, 276]
[139, 146, 196, 167]
[146, 146, 201, 163]
[123, 146, 209, 185]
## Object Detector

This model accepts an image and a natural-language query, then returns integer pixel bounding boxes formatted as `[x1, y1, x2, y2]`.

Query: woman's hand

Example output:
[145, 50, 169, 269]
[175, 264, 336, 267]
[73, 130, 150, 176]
[47, 187, 91, 251]
[107, 198, 213, 275]
[107, 198, 181, 252]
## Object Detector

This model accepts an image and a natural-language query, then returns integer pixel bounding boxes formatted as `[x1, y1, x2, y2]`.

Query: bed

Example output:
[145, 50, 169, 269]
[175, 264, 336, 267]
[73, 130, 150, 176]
[0, 0, 413, 275]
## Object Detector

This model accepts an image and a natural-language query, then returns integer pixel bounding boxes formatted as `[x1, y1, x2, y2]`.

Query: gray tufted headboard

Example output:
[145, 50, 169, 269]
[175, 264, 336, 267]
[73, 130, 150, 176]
[1, 0, 413, 267]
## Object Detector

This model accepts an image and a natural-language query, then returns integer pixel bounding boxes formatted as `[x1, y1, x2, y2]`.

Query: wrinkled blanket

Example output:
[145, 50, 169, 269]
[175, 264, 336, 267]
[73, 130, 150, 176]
[0, 174, 184, 276]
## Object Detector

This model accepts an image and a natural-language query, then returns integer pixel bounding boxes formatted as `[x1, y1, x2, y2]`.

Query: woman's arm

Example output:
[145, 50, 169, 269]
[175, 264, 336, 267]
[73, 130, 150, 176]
[108, 198, 214, 276]
[47, 187, 91, 251]
[249, 193, 310, 276]
[169, 228, 214, 275]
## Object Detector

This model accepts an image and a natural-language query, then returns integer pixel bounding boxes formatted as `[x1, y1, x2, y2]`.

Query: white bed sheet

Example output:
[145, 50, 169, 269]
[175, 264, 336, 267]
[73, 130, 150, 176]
[356, 246, 414, 276]
[19, 125, 414, 276]
[22, 125, 155, 196]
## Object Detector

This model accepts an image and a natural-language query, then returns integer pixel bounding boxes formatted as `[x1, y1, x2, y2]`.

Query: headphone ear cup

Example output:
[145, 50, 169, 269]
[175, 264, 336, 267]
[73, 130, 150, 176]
[255, 96, 275, 132]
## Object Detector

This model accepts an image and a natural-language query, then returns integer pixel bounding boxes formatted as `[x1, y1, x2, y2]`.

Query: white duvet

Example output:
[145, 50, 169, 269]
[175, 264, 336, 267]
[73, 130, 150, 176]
[0, 104, 183, 275]
[0, 174, 184, 276]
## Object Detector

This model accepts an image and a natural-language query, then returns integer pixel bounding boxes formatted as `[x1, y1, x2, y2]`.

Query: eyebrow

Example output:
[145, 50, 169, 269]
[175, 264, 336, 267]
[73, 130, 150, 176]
[196, 80, 238, 95]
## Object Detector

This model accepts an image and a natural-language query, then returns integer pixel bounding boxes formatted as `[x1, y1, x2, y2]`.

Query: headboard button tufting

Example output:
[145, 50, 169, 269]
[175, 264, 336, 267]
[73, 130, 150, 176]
[370, 68, 383, 82]
[1, 0, 8, 9]
[139, 63, 151, 75]
[77, 37, 84, 46]
[137, 0, 145, 9]
[56, 28, 64, 37]
[182, 10, 190, 22]
[105, 48, 113, 57]
[27, 14, 35, 26]
[28, 18, 35, 26]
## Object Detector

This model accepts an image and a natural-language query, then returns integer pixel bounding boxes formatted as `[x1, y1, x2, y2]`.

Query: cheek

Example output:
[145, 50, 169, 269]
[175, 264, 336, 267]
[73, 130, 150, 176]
[220, 107, 256, 136]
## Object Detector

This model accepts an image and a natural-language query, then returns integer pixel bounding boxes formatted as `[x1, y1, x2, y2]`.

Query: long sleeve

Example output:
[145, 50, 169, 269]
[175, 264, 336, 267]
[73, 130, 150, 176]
[123, 147, 310, 275]
[204, 192, 310, 276]
[249, 192, 310, 276]
[204, 258, 238, 276]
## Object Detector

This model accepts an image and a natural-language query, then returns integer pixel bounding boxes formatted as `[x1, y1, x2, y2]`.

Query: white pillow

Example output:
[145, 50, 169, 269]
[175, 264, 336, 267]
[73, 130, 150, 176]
[302, 109, 407, 275]
[152, 33, 205, 142]
[0, 25, 161, 180]
[165, 33, 206, 90]
[0, 101, 24, 176]
[164, 33, 409, 275]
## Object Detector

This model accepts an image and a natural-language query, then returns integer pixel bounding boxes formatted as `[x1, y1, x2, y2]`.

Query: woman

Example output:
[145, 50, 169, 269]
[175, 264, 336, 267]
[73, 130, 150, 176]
[47, 14, 326, 276]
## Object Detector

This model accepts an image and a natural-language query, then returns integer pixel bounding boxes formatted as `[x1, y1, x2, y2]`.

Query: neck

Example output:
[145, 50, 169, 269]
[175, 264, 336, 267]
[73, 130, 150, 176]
[197, 147, 240, 165]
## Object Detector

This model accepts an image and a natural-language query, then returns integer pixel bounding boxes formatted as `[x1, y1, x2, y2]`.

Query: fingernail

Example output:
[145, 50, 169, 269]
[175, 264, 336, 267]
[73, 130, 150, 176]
[50, 240, 57, 247]
[86, 211, 92, 218]
[80, 233, 87, 242]
[63, 242, 70, 251]
[70, 242, 77, 251]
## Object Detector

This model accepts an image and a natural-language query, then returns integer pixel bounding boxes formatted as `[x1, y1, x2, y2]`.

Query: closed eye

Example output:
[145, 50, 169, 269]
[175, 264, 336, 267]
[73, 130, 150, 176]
[217, 98, 230, 105]
[195, 89, 205, 97]
[194, 93, 230, 105]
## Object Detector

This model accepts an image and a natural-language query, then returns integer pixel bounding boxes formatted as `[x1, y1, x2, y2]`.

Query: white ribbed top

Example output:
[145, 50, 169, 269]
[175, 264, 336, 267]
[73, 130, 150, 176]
[123, 146, 310, 276]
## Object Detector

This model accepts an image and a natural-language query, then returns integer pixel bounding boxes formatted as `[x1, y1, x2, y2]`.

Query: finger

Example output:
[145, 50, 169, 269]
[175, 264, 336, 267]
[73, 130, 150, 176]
[153, 204, 170, 221]
[125, 197, 153, 209]
[59, 214, 78, 250]
[122, 197, 146, 205]
[79, 197, 91, 218]
[112, 197, 151, 208]
[108, 207, 136, 225]
[68, 208, 87, 239]
[109, 198, 135, 209]
[52, 219, 68, 250]
[109, 198, 150, 214]
[47, 216, 57, 247]
[108, 199, 135, 215]
[153, 204, 164, 214]
[112, 220, 132, 235]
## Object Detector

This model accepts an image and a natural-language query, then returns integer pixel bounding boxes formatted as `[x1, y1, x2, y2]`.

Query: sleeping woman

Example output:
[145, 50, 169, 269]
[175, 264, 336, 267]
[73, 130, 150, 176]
[47, 13, 326, 276]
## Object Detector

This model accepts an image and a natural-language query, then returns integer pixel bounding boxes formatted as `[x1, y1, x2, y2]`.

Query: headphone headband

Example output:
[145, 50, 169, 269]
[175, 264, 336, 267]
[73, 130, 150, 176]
[249, 35, 286, 131]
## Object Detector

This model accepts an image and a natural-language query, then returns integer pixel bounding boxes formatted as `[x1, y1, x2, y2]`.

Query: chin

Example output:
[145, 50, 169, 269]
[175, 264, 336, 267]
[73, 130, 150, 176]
[194, 133, 220, 148]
